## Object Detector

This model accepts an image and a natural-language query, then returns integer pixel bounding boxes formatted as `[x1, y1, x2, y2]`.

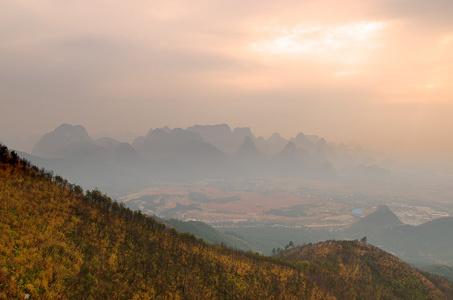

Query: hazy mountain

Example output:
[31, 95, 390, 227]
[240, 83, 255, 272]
[32, 123, 93, 158]
[186, 124, 235, 153]
[113, 142, 147, 166]
[24, 123, 398, 193]
[235, 136, 263, 159]
[276, 141, 297, 161]
[267, 132, 289, 154]
[232, 127, 254, 140]
[347, 205, 403, 231]
[21, 144, 150, 197]
[341, 205, 453, 265]
[94, 136, 122, 148]
[231, 136, 266, 177]
[23, 124, 151, 196]
[133, 127, 232, 180]
[341, 205, 408, 248]
[291, 132, 315, 153]
[159, 125, 172, 133]
[133, 128, 204, 161]
[314, 137, 337, 161]
[270, 141, 306, 177]
[254, 135, 274, 156]
[186, 124, 263, 155]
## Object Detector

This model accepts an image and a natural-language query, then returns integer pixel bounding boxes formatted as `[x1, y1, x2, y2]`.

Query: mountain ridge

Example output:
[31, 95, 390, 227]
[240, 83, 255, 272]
[24, 123, 392, 195]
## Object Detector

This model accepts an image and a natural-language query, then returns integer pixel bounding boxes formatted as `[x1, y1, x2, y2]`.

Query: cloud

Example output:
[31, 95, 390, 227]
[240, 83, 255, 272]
[1, 0, 453, 157]
[250, 21, 386, 65]
[377, 0, 453, 29]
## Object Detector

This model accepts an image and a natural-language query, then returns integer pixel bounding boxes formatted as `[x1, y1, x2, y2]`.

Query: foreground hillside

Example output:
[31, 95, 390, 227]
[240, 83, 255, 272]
[1, 144, 452, 299]
[283, 241, 453, 299]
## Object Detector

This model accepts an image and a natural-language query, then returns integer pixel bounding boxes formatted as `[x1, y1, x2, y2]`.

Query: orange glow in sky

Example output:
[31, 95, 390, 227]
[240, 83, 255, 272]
[1, 0, 453, 158]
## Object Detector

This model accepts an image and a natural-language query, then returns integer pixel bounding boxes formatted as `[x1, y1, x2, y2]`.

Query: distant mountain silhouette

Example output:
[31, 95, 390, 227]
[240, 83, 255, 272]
[235, 136, 263, 159]
[29, 124, 151, 195]
[232, 127, 254, 140]
[94, 137, 122, 148]
[291, 132, 314, 153]
[276, 141, 297, 160]
[25, 123, 396, 194]
[340, 205, 453, 265]
[231, 136, 267, 177]
[133, 127, 231, 180]
[133, 128, 204, 161]
[270, 141, 304, 177]
[187, 124, 262, 155]
[32, 123, 93, 158]
[267, 132, 288, 154]
[186, 124, 237, 154]
[347, 205, 403, 232]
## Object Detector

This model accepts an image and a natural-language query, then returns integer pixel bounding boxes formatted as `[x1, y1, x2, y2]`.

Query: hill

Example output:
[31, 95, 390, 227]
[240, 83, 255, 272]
[283, 240, 453, 299]
[340, 205, 453, 265]
[1, 143, 452, 299]
[345, 205, 404, 233]
[31, 123, 93, 158]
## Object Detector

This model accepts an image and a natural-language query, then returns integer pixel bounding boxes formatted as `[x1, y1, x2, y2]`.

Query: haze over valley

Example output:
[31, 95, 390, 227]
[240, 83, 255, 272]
[7, 122, 453, 267]
[2, 1, 453, 297]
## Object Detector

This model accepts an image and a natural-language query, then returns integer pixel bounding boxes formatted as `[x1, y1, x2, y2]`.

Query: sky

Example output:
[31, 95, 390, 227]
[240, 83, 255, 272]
[1, 0, 453, 158]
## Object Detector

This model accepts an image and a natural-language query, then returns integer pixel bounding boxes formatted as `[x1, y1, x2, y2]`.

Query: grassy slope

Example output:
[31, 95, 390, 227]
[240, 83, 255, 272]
[283, 240, 453, 299]
[0, 151, 327, 299]
[1, 145, 452, 299]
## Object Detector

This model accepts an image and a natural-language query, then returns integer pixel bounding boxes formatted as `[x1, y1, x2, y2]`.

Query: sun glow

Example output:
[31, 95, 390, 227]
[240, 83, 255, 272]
[250, 21, 386, 63]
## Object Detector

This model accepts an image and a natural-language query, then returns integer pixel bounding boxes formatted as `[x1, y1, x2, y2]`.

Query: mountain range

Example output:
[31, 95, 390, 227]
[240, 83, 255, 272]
[20, 123, 391, 196]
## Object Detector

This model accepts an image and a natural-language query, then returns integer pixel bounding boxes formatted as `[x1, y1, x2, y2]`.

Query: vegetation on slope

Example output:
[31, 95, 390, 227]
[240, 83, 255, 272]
[283, 240, 453, 299]
[0, 144, 327, 299]
[1, 143, 452, 299]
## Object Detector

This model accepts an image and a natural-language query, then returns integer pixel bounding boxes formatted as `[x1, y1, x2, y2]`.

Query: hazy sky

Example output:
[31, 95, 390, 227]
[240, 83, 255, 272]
[1, 0, 453, 158]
